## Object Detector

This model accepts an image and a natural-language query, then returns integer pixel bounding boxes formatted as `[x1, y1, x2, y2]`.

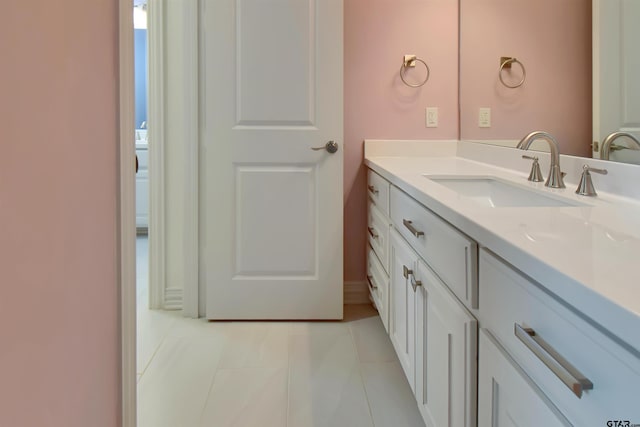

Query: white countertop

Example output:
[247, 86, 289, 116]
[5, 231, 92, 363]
[365, 143, 640, 353]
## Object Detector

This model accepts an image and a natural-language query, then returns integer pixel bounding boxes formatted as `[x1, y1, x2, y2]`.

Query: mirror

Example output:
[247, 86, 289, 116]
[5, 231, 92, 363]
[459, 0, 640, 164]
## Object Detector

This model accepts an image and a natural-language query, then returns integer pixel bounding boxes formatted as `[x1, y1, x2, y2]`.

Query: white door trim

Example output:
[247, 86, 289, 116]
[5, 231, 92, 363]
[119, 0, 200, 423]
[180, 0, 200, 318]
[147, 0, 167, 310]
[118, 0, 136, 425]
[147, 0, 199, 315]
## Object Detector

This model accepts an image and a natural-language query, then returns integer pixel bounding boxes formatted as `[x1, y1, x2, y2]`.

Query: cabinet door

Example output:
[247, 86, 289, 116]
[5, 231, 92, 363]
[478, 329, 570, 427]
[415, 260, 477, 427]
[389, 229, 417, 392]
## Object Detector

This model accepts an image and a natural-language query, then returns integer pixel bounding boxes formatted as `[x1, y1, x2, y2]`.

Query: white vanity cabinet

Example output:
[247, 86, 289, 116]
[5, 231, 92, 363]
[479, 249, 640, 426]
[367, 169, 392, 331]
[366, 152, 640, 427]
[385, 179, 479, 427]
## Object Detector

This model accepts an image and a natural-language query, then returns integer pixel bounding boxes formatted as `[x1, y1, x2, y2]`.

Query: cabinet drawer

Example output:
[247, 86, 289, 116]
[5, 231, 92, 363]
[390, 186, 478, 309]
[480, 249, 640, 425]
[367, 247, 389, 333]
[368, 201, 390, 273]
[478, 329, 569, 427]
[367, 169, 390, 216]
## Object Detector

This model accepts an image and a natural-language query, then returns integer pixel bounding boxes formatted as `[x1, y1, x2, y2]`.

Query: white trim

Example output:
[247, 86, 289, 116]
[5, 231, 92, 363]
[181, 0, 200, 318]
[164, 288, 184, 311]
[592, 0, 602, 158]
[118, 0, 136, 426]
[344, 281, 370, 305]
[148, 0, 166, 310]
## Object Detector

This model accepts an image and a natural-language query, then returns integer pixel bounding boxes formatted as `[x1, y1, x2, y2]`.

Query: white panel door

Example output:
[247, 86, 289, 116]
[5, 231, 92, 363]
[593, 0, 640, 161]
[202, 0, 343, 319]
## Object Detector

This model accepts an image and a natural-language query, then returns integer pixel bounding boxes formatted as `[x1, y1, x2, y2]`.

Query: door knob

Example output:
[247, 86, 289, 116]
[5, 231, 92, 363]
[311, 141, 339, 154]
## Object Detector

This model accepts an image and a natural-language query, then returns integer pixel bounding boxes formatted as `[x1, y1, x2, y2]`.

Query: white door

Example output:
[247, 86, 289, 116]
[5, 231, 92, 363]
[202, 0, 343, 319]
[593, 0, 640, 162]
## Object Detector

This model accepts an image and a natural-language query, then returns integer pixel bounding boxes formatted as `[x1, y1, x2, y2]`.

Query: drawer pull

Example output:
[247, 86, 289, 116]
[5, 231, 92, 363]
[402, 265, 422, 292]
[367, 226, 379, 239]
[402, 219, 425, 238]
[368, 185, 379, 195]
[514, 324, 593, 398]
[366, 275, 377, 290]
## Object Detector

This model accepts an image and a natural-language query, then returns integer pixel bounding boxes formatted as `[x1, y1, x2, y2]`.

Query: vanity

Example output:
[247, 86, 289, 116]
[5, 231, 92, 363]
[365, 140, 640, 427]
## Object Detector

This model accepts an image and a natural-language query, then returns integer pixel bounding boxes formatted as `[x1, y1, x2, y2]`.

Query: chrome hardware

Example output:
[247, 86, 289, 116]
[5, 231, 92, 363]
[402, 219, 424, 238]
[367, 185, 379, 195]
[499, 57, 526, 89]
[402, 265, 422, 292]
[367, 227, 379, 239]
[366, 275, 377, 290]
[400, 55, 430, 88]
[521, 155, 543, 182]
[517, 131, 565, 188]
[514, 324, 593, 398]
[311, 141, 339, 153]
[575, 164, 608, 197]
[402, 265, 410, 279]
[600, 132, 640, 160]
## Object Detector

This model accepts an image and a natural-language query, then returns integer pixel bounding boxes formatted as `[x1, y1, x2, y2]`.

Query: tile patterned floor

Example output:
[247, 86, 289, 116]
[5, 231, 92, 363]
[136, 236, 425, 427]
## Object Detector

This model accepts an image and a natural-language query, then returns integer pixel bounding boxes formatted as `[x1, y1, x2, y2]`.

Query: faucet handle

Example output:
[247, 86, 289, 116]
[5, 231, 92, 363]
[522, 155, 544, 182]
[576, 164, 608, 197]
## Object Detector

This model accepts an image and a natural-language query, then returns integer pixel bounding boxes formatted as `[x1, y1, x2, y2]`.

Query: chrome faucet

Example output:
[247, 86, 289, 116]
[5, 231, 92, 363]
[600, 132, 640, 160]
[516, 131, 565, 188]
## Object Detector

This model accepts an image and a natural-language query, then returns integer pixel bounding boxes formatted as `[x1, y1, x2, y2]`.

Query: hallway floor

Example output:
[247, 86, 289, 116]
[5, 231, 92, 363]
[136, 236, 425, 427]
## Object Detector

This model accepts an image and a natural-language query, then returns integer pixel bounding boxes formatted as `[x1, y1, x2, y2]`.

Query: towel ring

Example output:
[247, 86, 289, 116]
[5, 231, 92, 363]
[400, 55, 430, 88]
[499, 57, 526, 89]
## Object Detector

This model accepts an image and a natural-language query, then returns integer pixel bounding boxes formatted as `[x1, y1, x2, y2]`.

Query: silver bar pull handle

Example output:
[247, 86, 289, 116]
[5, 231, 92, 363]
[403, 219, 424, 238]
[514, 324, 593, 398]
[402, 265, 422, 292]
[367, 226, 379, 239]
[366, 275, 377, 290]
[367, 185, 379, 195]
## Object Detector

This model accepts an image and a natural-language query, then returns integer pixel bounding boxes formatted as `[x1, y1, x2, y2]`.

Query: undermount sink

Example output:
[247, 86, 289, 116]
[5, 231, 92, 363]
[424, 175, 586, 208]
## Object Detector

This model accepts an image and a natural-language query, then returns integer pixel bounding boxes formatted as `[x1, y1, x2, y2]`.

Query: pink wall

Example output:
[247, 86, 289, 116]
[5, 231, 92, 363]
[460, 0, 592, 157]
[344, 0, 459, 281]
[0, 1, 119, 426]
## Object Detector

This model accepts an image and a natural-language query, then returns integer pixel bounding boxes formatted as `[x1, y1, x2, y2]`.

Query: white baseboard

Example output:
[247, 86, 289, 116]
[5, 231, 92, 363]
[344, 281, 370, 304]
[164, 288, 183, 310]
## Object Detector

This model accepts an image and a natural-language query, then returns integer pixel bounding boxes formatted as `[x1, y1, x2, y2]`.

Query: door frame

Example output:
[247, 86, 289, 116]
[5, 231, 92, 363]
[147, 0, 167, 310]
[146, 0, 200, 315]
[119, 0, 200, 424]
[118, 0, 137, 425]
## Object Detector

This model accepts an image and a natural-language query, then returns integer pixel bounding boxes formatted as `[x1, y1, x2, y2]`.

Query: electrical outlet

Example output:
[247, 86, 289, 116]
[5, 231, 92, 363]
[426, 107, 438, 128]
[479, 108, 491, 128]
